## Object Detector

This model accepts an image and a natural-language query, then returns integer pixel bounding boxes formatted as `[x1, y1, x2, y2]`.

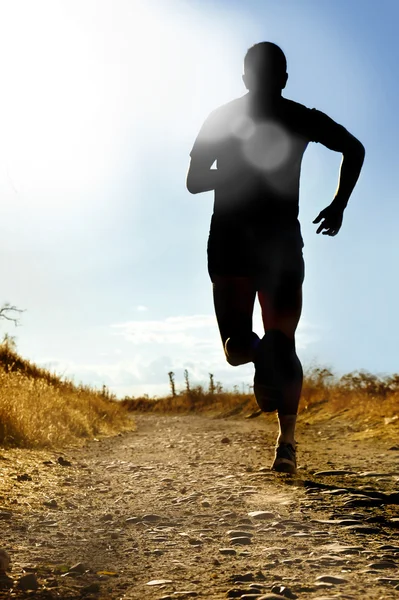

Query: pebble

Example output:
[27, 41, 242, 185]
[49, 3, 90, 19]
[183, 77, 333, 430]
[311, 518, 360, 526]
[315, 575, 348, 584]
[81, 583, 101, 594]
[43, 499, 58, 508]
[231, 537, 252, 545]
[17, 573, 39, 591]
[342, 524, 381, 534]
[227, 590, 266, 598]
[0, 550, 10, 572]
[270, 585, 297, 599]
[143, 514, 163, 523]
[69, 562, 87, 574]
[258, 593, 285, 600]
[248, 511, 275, 520]
[227, 530, 254, 538]
[146, 579, 173, 585]
[358, 471, 391, 477]
[219, 548, 237, 555]
[231, 572, 254, 582]
[376, 576, 399, 584]
[367, 560, 397, 569]
[0, 574, 13, 590]
[0, 512, 12, 521]
[314, 470, 356, 476]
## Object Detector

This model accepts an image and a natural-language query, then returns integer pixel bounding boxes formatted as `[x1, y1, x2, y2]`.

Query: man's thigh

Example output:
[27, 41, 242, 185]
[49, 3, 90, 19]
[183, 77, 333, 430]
[257, 254, 304, 339]
[258, 286, 303, 339]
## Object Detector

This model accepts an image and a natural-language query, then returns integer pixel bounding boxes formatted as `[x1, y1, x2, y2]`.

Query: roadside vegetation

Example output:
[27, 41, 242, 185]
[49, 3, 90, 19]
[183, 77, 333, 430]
[0, 339, 133, 449]
[121, 367, 399, 437]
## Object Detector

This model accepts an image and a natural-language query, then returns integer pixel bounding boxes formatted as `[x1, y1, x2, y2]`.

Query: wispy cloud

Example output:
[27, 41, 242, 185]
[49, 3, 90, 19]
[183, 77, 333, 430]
[113, 314, 219, 347]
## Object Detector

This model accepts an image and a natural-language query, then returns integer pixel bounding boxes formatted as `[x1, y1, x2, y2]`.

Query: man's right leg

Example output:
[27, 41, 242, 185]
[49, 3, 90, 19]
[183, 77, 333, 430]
[212, 275, 258, 366]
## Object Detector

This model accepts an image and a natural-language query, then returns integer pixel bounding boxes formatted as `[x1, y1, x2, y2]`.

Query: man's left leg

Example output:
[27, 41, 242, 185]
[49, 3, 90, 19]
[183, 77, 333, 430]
[256, 285, 303, 473]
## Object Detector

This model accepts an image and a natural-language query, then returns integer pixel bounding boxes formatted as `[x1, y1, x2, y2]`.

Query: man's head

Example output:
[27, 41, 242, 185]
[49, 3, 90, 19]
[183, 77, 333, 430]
[243, 42, 288, 94]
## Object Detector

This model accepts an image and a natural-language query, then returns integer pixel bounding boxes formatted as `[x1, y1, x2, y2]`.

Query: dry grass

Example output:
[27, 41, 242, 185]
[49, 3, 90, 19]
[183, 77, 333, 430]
[121, 367, 399, 438]
[0, 343, 133, 449]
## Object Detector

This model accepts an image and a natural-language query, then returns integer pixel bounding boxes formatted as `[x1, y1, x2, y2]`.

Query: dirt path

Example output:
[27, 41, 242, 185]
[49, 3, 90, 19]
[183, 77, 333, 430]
[1, 413, 399, 599]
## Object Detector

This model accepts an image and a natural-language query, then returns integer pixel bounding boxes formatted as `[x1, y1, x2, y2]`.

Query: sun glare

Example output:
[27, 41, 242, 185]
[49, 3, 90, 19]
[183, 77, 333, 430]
[0, 0, 244, 216]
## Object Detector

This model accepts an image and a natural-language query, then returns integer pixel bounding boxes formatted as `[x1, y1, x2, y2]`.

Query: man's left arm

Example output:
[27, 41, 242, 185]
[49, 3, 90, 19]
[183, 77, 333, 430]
[310, 110, 365, 236]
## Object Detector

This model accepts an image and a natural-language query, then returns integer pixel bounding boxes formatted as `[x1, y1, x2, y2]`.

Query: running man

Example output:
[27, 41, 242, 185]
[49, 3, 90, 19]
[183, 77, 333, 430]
[186, 42, 365, 474]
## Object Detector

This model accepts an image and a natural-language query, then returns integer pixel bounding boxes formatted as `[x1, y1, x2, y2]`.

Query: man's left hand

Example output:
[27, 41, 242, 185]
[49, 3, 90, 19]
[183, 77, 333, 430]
[313, 202, 345, 236]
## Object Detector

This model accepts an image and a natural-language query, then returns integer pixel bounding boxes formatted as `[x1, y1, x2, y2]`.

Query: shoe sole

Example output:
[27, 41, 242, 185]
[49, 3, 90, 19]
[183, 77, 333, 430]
[272, 458, 297, 474]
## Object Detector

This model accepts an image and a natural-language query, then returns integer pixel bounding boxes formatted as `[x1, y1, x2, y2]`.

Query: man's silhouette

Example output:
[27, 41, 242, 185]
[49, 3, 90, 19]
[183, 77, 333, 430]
[186, 42, 365, 473]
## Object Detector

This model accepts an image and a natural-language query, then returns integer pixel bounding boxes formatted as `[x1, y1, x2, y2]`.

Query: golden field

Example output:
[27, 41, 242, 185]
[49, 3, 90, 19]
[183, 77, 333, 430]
[121, 367, 399, 439]
[1, 336, 398, 449]
[0, 342, 133, 449]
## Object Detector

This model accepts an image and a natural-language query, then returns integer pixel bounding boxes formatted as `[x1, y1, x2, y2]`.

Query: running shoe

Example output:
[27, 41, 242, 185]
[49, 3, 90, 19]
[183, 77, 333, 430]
[271, 442, 297, 474]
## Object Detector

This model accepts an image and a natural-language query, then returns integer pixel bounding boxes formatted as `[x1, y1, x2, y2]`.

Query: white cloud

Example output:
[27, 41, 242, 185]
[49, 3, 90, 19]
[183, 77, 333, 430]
[113, 314, 219, 347]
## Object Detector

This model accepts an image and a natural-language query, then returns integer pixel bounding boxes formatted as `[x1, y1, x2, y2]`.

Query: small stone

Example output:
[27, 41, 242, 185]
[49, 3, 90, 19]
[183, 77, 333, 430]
[376, 577, 399, 584]
[314, 470, 356, 476]
[227, 530, 254, 538]
[17, 573, 39, 591]
[231, 573, 254, 583]
[69, 562, 87, 574]
[43, 499, 58, 508]
[270, 585, 297, 599]
[231, 537, 252, 545]
[0, 574, 13, 590]
[248, 511, 275, 520]
[146, 579, 173, 586]
[17, 473, 32, 481]
[99, 514, 113, 522]
[315, 575, 348, 584]
[201, 501, 211, 508]
[142, 514, 163, 523]
[81, 582, 100, 594]
[221, 437, 231, 444]
[172, 593, 198, 597]
[0, 512, 12, 521]
[126, 517, 141, 524]
[219, 548, 237, 555]
[367, 560, 397, 569]
[226, 590, 244, 598]
[57, 456, 72, 467]
[0, 550, 10, 572]
[342, 524, 380, 534]
[257, 595, 290, 599]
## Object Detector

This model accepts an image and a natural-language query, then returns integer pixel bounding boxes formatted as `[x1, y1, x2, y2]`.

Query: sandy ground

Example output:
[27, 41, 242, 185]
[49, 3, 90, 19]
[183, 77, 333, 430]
[1, 412, 399, 599]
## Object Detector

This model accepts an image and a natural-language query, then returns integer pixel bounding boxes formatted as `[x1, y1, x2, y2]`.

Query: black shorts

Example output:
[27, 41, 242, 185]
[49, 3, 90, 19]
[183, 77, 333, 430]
[207, 218, 304, 294]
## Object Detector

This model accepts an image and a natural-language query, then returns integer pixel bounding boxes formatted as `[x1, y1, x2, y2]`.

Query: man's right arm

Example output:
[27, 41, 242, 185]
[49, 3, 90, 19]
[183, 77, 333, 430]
[186, 110, 224, 195]
[186, 155, 219, 195]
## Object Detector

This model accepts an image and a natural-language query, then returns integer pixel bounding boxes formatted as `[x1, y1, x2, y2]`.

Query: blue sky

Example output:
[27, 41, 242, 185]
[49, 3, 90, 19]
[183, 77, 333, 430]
[0, 0, 398, 397]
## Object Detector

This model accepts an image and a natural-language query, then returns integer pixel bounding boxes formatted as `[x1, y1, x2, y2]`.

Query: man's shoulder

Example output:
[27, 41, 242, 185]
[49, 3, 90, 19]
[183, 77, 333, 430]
[207, 95, 248, 121]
